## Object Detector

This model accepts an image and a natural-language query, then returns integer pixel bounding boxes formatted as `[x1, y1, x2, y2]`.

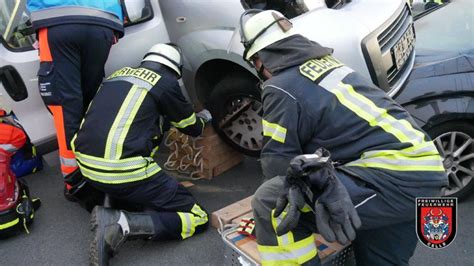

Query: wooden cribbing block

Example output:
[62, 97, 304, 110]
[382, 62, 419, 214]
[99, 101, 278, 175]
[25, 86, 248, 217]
[197, 126, 244, 179]
[211, 196, 253, 229]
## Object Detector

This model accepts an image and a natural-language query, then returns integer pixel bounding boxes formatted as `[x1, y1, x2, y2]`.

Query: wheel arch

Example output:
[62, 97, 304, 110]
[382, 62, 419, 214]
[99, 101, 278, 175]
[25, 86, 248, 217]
[423, 113, 474, 133]
[194, 59, 258, 107]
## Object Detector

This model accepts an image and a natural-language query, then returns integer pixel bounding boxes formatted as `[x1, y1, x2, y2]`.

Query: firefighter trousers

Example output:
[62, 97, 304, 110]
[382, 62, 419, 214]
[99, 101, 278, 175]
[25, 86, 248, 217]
[251, 172, 442, 266]
[37, 24, 114, 179]
[90, 171, 209, 240]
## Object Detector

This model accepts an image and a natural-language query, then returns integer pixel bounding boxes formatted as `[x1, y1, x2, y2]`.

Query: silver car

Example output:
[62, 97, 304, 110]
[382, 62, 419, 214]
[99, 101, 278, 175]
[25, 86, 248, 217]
[0, 0, 414, 156]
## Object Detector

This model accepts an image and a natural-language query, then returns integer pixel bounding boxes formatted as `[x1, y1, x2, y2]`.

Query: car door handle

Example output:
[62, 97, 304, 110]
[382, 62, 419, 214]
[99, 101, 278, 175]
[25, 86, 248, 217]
[0, 65, 28, 102]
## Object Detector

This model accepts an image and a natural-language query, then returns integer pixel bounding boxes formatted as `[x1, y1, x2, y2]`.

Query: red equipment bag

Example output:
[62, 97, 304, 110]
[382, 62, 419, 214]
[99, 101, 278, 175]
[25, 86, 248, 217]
[0, 149, 41, 238]
[0, 109, 41, 238]
[0, 120, 26, 155]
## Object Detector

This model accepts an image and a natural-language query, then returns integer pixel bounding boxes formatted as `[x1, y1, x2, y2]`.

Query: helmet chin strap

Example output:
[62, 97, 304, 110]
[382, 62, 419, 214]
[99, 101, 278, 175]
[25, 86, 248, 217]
[257, 63, 268, 81]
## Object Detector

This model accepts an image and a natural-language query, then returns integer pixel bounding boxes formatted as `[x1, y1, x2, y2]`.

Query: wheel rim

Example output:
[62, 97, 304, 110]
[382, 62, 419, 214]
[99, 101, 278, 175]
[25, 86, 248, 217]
[217, 95, 263, 152]
[433, 131, 474, 196]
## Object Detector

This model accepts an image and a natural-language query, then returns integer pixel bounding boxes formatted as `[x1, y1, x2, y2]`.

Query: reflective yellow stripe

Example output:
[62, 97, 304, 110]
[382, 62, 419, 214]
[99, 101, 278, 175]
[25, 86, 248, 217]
[361, 142, 440, 159]
[0, 218, 19, 230]
[105, 85, 148, 160]
[171, 113, 197, 129]
[115, 88, 148, 158]
[262, 119, 287, 144]
[347, 157, 445, 171]
[319, 67, 426, 146]
[177, 212, 195, 239]
[74, 151, 151, 171]
[150, 146, 160, 158]
[78, 161, 161, 184]
[177, 204, 208, 240]
[366, 141, 440, 158]
[318, 67, 444, 171]
[271, 209, 295, 246]
[191, 204, 209, 226]
[258, 234, 317, 265]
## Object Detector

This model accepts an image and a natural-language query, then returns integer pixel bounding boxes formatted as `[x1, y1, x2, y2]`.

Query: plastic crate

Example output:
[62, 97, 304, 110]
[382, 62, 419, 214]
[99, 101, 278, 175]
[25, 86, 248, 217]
[222, 226, 356, 266]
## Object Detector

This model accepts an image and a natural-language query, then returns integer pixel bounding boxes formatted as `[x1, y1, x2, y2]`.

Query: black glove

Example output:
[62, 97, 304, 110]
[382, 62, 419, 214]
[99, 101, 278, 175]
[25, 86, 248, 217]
[273, 177, 310, 236]
[307, 149, 361, 245]
[273, 152, 326, 236]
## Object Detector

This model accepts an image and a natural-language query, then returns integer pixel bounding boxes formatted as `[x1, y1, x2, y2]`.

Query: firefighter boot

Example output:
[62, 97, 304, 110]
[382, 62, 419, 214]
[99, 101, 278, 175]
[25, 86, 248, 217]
[90, 206, 155, 266]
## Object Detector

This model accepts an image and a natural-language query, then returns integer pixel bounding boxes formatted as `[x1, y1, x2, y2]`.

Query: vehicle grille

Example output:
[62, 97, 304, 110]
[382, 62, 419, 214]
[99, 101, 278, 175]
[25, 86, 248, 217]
[377, 5, 414, 87]
[378, 6, 411, 52]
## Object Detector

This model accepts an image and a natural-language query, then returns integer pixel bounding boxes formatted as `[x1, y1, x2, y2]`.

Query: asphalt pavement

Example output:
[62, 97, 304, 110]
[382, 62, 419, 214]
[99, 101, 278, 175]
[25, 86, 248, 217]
[0, 150, 473, 265]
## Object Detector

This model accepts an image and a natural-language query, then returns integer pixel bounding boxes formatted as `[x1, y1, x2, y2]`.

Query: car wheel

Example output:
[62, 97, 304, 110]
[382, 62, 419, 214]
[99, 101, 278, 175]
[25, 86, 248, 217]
[427, 121, 474, 199]
[209, 73, 262, 157]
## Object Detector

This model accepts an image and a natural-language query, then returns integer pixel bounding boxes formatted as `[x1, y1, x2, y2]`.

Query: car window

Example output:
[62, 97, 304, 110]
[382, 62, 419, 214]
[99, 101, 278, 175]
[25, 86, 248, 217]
[123, 0, 154, 27]
[0, 0, 35, 50]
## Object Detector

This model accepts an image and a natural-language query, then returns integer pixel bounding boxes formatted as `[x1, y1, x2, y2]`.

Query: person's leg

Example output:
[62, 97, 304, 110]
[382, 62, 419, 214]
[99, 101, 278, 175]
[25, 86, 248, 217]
[89, 172, 209, 264]
[37, 25, 83, 182]
[336, 170, 442, 265]
[80, 25, 114, 110]
[352, 221, 418, 266]
[103, 172, 209, 240]
[252, 176, 319, 265]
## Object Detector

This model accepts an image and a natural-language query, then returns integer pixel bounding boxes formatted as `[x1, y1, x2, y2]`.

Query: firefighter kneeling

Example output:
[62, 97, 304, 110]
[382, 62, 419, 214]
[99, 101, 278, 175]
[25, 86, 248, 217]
[71, 44, 212, 265]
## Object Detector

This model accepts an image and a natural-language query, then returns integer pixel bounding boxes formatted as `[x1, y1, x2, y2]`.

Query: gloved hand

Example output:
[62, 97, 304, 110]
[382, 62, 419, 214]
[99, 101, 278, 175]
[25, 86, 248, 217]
[273, 176, 311, 236]
[314, 176, 361, 244]
[196, 109, 212, 123]
[273, 153, 325, 236]
[307, 149, 361, 245]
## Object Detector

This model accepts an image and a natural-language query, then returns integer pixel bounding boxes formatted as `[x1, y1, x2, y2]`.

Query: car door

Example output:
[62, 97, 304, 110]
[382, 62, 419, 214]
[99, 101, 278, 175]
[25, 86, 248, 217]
[0, 0, 54, 152]
[0, 0, 170, 154]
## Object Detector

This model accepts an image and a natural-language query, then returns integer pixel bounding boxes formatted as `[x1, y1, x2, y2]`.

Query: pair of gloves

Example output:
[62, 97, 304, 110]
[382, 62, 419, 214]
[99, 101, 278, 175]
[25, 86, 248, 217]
[274, 148, 361, 245]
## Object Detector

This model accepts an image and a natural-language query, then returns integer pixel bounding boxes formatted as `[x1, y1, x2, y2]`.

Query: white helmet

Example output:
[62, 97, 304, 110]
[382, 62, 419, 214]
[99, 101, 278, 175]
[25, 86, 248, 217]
[142, 43, 183, 77]
[240, 10, 297, 61]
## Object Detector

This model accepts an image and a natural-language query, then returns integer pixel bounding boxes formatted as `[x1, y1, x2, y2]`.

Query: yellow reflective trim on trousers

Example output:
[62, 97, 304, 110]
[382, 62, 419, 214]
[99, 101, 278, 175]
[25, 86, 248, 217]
[177, 204, 208, 239]
[105, 85, 148, 160]
[258, 234, 317, 265]
[171, 113, 197, 129]
[319, 67, 426, 146]
[262, 119, 287, 144]
[177, 212, 196, 239]
[78, 162, 161, 184]
[271, 209, 295, 246]
[0, 218, 19, 230]
[191, 204, 209, 226]
[115, 88, 148, 159]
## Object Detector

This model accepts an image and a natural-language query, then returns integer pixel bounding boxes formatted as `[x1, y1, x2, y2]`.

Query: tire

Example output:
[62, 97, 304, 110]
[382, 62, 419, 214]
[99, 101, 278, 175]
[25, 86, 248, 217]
[208, 73, 262, 157]
[427, 121, 474, 200]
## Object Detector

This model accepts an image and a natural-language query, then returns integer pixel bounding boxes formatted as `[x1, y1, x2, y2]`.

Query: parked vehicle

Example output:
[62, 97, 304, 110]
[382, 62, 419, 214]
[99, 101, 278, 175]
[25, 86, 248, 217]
[395, 0, 474, 199]
[0, 0, 415, 154]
